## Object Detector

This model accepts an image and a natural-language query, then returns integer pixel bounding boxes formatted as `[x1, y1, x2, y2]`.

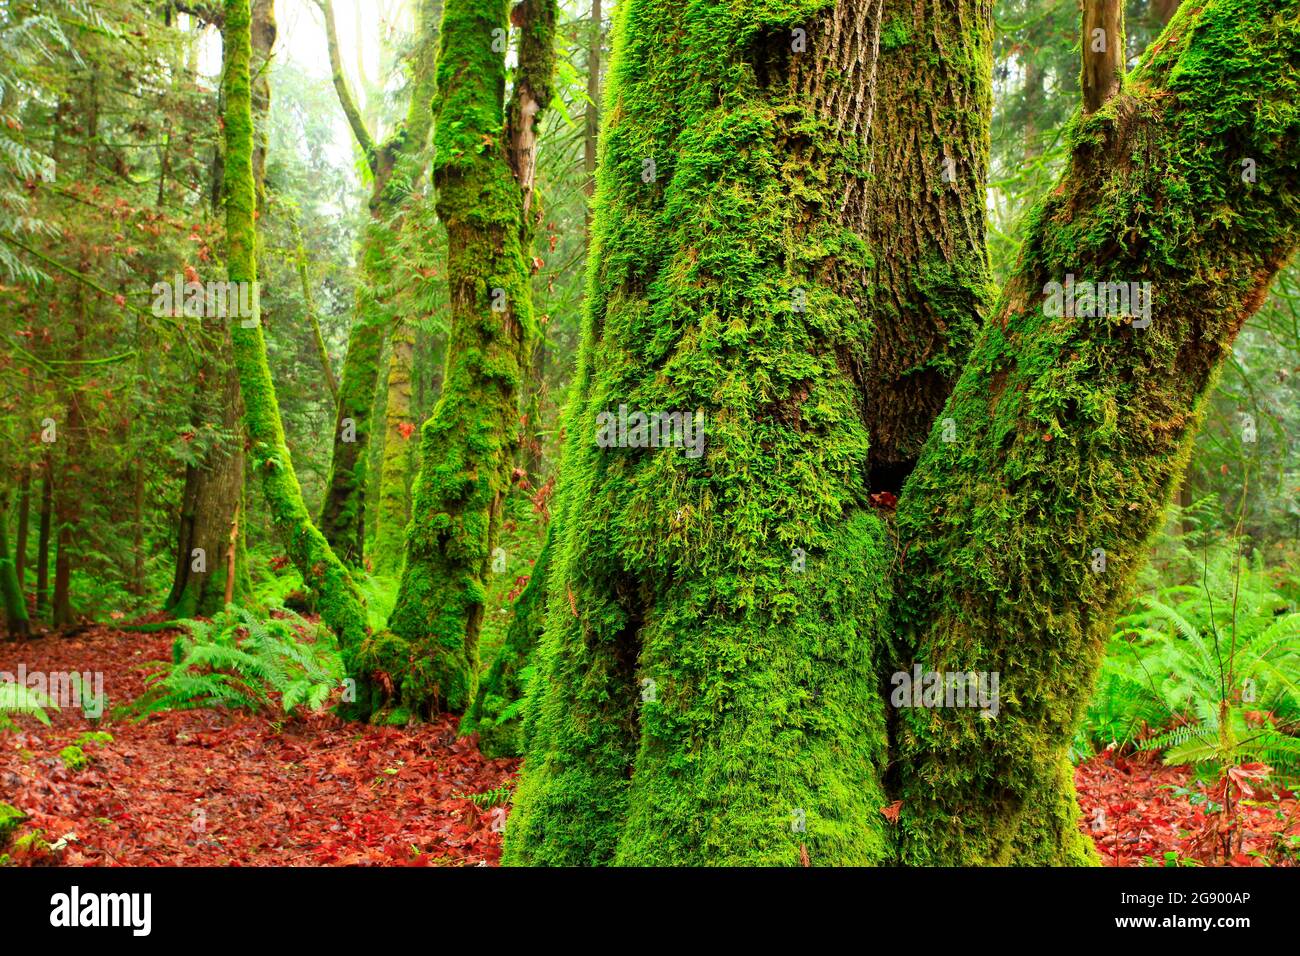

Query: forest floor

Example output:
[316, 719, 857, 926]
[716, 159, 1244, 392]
[2, 626, 1296, 867]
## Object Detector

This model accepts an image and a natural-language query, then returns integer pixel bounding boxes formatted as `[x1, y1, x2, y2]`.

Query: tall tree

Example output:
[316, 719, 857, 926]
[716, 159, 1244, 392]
[506, 0, 1300, 866]
[164, 0, 274, 618]
[363, 0, 558, 720]
[221, 0, 373, 692]
[316, 0, 439, 568]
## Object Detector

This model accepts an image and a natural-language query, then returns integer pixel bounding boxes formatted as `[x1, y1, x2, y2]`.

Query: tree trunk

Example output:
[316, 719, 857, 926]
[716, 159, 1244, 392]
[506, 0, 1299, 867]
[892, 0, 1300, 865]
[375, 0, 557, 720]
[163, 332, 247, 618]
[221, 0, 373, 697]
[317, 0, 440, 568]
[165, 0, 273, 617]
[373, 315, 415, 574]
[507, 0, 985, 866]
[14, 468, 29, 590]
[0, 489, 30, 639]
[35, 458, 51, 617]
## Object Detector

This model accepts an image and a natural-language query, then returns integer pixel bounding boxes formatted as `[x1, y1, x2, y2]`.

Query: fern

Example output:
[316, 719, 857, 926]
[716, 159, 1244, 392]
[134, 606, 343, 717]
[1082, 532, 1300, 782]
[0, 682, 56, 729]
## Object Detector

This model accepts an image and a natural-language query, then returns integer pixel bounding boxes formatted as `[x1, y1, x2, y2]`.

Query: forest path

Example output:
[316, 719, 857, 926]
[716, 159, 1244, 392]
[1, 626, 516, 865]
[1, 626, 1292, 866]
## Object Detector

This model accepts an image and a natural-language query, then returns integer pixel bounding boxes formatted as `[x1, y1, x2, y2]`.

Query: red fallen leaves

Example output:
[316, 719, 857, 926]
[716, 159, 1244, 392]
[880, 800, 903, 823]
[870, 491, 897, 510]
[1074, 749, 1298, 867]
[1, 628, 518, 867]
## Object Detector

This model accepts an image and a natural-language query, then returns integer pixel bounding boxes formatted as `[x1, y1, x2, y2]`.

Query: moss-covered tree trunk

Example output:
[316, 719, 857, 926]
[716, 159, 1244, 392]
[164, 0, 274, 618]
[317, 0, 440, 568]
[373, 315, 415, 575]
[222, 0, 372, 687]
[506, 0, 983, 865]
[892, 0, 1300, 865]
[371, 0, 557, 720]
[0, 489, 30, 639]
[506, 0, 1300, 866]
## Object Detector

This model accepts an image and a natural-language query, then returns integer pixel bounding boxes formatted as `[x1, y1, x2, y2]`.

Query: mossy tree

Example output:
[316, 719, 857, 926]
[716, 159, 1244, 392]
[163, 0, 274, 619]
[361, 0, 558, 720]
[317, 0, 440, 569]
[506, 0, 1300, 866]
[222, 0, 372, 686]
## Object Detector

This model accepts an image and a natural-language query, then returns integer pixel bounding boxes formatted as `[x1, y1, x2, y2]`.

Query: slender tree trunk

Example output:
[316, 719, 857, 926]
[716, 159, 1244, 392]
[293, 217, 339, 402]
[35, 458, 51, 617]
[0, 490, 31, 639]
[373, 315, 415, 574]
[317, 0, 440, 568]
[14, 468, 29, 589]
[222, 0, 373, 704]
[375, 0, 557, 720]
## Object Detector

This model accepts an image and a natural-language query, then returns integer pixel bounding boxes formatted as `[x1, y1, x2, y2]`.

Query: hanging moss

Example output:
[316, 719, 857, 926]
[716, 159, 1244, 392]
[891, 0, 1300, 865]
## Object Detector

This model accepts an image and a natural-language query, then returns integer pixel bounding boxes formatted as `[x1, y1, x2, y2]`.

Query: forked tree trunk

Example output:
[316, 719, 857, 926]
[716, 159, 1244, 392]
[506, 0, 1300, 866]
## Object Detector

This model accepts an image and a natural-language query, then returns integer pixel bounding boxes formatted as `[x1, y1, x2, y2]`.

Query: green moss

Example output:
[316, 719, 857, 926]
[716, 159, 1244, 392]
[506, 0, 906, 866]
[371, 0, 559, 718]
[892, 0, 1300, 865]
[59, 745, 89, 772]
[0, 803, 24, 849]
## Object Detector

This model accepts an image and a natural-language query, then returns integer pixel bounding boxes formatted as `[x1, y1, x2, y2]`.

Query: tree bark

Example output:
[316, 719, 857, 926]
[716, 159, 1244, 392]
[0, 489, 30, 639]
[165, 0, 272, 617]
[507, 0, 971, 866]
[507, 0, 1300, 867]
[14, 468, 29, 589]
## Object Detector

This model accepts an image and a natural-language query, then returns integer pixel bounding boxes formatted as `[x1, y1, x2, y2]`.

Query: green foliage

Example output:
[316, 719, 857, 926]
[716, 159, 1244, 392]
[0, 681, 55, 729]
[134, 606, 343, 717]
[456, 785, 513, 810]
[1082, 526, 1300, 781]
